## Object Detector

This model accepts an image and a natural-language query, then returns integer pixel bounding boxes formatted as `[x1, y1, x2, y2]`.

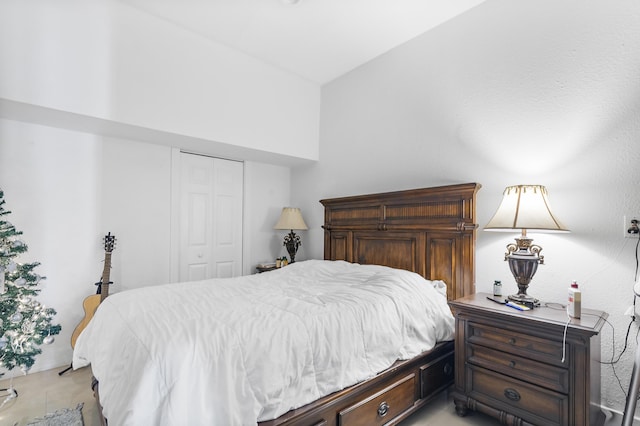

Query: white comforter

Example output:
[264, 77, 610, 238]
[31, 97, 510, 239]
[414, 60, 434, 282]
[73, 260, 454, 426]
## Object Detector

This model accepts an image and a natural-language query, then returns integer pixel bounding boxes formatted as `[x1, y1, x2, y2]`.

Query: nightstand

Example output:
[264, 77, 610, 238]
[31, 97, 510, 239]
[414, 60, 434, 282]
[256, 264, 278, 273]
[449, 293, 607, 426]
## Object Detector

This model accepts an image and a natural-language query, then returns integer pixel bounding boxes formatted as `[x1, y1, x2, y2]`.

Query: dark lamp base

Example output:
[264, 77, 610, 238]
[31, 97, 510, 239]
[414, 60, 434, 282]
[507, 293, 540, 308]
[284, 230, 301, 263]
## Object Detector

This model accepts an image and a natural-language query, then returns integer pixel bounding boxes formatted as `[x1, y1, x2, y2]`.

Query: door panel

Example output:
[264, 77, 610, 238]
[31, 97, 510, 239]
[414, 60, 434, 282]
[211, 158, 243, 278]
[179, 153, 243, 282]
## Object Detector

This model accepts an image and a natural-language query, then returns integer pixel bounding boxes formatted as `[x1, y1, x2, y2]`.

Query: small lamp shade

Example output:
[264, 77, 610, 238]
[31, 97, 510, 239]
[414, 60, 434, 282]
[274, 208, 308, 231]
[485, 185, 568, 232]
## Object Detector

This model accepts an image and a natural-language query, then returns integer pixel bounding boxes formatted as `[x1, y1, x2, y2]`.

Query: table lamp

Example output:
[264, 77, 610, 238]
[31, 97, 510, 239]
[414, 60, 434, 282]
[484, 185, 569, 306]
[274, 207, 308, 263]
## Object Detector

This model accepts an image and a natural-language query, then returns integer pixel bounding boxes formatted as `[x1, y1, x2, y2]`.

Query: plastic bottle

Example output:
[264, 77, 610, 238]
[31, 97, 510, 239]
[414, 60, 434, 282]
[493, 280, 502, 297]
[567, 280, 581, 318]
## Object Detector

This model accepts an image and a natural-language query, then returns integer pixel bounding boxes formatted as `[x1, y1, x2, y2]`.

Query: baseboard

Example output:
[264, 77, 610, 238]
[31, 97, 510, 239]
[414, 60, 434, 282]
[600, 403, 640, 425]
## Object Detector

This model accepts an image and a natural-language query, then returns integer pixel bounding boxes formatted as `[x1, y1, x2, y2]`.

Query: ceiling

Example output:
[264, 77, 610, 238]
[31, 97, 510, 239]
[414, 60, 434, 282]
[124, 0, 485, 85]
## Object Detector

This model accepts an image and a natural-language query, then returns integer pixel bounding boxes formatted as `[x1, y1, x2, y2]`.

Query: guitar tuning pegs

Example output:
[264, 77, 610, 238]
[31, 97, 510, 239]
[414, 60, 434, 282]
[103, 232, 117, 252]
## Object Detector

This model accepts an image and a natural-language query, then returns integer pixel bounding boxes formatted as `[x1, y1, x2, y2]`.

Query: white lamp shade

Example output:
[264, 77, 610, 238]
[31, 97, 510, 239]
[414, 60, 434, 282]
[274, 207, 308, 230]
[484, 185, 569, 232]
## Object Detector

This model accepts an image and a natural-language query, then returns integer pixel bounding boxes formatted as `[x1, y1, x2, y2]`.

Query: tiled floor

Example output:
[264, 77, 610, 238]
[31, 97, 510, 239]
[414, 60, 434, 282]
[402, 393, 501, 425]
[0, 365, 101, 426]
[0, 365, 630, 425]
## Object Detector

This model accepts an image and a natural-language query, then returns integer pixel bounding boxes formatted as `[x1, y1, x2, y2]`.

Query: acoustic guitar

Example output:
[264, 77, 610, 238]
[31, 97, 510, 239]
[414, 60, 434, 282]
[70, 233, 116, 349]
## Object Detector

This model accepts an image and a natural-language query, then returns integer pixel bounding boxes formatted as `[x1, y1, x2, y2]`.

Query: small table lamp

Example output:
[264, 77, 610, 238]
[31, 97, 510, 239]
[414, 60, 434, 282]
[484, 185, 569, 306]
[274, 207, 308, 263]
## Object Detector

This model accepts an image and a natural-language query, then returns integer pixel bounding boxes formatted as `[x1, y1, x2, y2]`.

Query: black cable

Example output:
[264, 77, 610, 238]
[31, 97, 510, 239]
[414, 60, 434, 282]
[633, 237, 640, 322]
[632, 237, 640, 399]
[633, 238, 640, 283]
[543, 236, 640, 397]
[599, 316, 633, 365]
[592, 315, 630, 396]
[546, 308, 631, 365]
[593, 237, 640, 398]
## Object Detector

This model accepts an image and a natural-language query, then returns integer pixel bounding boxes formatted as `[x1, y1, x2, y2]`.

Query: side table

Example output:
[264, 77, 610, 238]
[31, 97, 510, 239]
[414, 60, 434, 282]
[449, 293, 607, 426]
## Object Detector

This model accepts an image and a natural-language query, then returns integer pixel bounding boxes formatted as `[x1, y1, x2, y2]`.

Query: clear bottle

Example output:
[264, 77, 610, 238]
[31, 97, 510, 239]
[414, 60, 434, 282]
[567, 280, 581, 318]
[493, 280, 502, 297]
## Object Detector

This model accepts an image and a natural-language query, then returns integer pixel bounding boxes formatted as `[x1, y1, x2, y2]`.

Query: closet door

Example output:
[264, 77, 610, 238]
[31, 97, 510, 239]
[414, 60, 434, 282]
[179, 152, 243, 281]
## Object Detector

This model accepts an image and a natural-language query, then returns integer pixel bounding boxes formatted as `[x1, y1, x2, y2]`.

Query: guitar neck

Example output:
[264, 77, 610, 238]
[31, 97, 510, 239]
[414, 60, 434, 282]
[100, 252, 112, 303]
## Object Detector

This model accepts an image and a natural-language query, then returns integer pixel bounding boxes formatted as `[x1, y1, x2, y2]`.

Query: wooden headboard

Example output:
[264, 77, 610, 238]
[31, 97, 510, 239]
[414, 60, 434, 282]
[320, 183, 481, 301]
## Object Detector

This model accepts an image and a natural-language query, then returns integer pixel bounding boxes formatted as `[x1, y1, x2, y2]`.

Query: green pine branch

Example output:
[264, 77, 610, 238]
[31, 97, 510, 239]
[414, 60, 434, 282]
[0, 189, 61, 376]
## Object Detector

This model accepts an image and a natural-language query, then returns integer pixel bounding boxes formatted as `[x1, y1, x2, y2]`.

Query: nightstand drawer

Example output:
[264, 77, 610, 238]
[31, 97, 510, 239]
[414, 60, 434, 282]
[468, 322, 564, 366]
[468, 365, 568, 426]
[338, 373, 416, 426]
[468, 344, 569, 393]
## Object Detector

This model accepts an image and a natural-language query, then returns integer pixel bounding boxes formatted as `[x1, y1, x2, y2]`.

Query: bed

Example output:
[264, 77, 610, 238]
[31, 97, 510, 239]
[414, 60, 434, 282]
[73, 182, 480, 426]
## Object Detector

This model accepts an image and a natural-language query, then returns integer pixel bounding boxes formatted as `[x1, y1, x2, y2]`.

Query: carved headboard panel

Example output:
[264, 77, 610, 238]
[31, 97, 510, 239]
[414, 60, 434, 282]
[320, 183, 481, 301]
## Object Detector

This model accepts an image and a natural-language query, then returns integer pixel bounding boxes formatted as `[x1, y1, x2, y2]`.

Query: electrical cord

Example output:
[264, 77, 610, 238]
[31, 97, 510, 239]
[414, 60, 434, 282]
[546, 303, 633, 396]
[544, 235, 640, 398]
[634, 238, 640, 282]
[561, 316, 571, 363]
[546, 301, 573, 364]
[599, 232, 640, 397]
[544, 302, 565, 310]
[584, 313, 632, 397]
[634, 236, 640, 321]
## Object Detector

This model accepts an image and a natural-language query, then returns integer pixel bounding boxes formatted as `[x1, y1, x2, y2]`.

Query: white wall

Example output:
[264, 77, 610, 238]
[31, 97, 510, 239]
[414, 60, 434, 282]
[0, 119, 291, 373]
[243, 162, 296, 270]
[0, 0, 320, 163]
[101, 138, 173, 291]
[0, 120, 104, 372]
[292, 0, 640, 414]
[0, 0, 318, 373]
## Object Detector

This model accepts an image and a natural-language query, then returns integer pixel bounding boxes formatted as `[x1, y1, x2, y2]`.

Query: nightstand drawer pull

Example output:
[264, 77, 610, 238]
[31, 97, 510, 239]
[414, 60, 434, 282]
[377, 401, 389, 417]
[504, 388, 521, 402]
[444, 362, 453, 376]
[509, 338, 516, 345]
[509, 360, 516, 368]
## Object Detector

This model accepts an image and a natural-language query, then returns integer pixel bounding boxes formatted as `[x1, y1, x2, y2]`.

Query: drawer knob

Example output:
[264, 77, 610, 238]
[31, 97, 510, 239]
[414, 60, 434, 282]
[509, 338, 516, 345]
[504, 388, 521, 402]
[377, 401, 389, 417]
[444, 362, 453, 376]
[509, 360, 516, 368]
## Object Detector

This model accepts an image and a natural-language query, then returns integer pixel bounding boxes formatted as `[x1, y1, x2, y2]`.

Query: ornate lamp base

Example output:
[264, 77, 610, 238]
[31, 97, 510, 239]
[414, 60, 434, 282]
[504, 234, 544, 308]
[284, 230, 301, 263]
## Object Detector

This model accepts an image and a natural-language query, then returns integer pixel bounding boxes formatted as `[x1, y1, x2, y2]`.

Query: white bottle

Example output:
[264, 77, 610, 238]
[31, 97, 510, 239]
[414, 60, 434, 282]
[567, 280, 581, 318]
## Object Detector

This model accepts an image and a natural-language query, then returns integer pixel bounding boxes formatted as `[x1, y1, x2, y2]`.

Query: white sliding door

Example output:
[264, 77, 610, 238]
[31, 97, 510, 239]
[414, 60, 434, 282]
[177, 152, 243, 282]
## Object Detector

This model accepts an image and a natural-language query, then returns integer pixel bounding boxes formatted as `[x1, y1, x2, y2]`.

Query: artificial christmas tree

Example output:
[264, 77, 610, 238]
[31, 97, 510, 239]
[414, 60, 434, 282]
[0, 189, 61, 381]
